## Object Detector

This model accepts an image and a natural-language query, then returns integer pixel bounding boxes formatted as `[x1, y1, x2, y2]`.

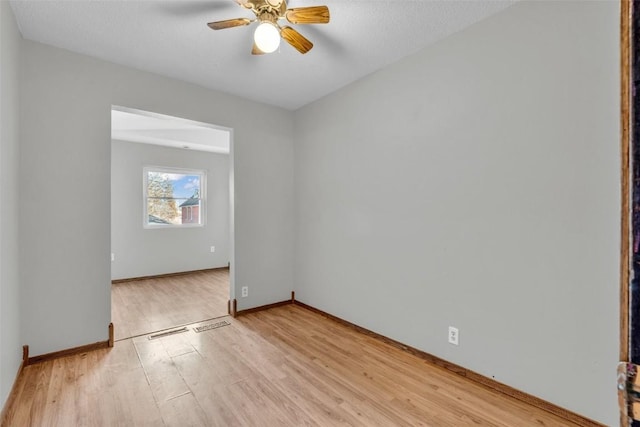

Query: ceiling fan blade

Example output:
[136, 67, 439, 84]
[252, 43, 265, 55]
[207, 18, 252, 30]
[234, 0, 254, 9]
[280, 26, 313, 54]
[285, 6, 329, 25]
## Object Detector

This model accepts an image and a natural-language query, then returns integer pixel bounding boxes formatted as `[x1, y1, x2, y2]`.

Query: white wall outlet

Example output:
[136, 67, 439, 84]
[111, 253, 115, 262]
[241, 286, 248, 298]
[210, 246, 216, 253]
[448, 326, 459, 346]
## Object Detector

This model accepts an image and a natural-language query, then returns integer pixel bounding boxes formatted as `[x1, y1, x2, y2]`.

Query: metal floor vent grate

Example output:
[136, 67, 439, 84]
[148, 326, 188, 340]
[194, 320, 230, 333]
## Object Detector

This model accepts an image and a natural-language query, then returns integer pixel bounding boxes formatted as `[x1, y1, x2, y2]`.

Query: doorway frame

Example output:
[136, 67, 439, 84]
[109, 105, 236, 325]
[621, 0, 630, 368]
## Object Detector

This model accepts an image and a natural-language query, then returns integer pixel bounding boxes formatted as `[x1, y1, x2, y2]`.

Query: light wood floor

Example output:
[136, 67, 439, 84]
[112, 269, 229, 341]
[3, 304, 578, 426]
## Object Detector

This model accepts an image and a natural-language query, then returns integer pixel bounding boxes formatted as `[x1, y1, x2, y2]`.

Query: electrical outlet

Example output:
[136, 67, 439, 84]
[210, 246, 216, 253]
[111, 253, 115, 262]
[241, 286, 248, 298]
[448, 326, 459, 346]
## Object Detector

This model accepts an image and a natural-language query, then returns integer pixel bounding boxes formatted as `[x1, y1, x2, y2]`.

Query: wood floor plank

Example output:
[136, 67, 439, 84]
[112, 269, 229, 340]
[25, 362, 53, 426]
[134, 337, 192, 404]
[7, 363, 42, 426]
[277, 361, 375, 426]
[240, 377, 319, 426]
[3, 304, 583, 427]
[99, 341, 164, 426]
[171, 352, 242, 426]
[157, 392, 209, 427]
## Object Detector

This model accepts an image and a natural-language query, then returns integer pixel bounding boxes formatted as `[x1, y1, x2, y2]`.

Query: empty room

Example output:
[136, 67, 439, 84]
[0, 1, 624, 426]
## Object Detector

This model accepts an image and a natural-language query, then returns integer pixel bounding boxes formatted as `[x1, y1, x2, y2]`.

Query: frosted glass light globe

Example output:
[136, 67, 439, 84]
[254, 22, 280, 53]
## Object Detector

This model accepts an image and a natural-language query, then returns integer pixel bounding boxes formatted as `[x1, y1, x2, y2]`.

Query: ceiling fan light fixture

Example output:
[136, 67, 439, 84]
[254, 22, 280, 53]
[207, 1, 329, 55]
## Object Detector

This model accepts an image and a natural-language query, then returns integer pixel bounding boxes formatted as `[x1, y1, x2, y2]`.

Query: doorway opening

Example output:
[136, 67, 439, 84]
[110, 106, 234, 341]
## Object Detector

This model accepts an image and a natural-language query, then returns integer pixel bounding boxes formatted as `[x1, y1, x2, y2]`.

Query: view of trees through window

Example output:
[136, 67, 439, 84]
[144, 167, 205, 226]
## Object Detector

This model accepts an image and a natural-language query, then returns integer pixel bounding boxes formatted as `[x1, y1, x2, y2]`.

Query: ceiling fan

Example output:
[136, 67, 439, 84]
[207, 0, 330, 55]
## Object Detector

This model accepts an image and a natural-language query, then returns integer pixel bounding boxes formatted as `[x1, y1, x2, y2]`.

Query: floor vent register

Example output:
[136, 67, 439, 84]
[194, 320, 231, 333]
[148, 326, 188, 340]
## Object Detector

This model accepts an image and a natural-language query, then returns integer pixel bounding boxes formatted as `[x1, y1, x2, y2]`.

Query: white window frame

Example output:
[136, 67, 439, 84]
[143, 166, 206, 229]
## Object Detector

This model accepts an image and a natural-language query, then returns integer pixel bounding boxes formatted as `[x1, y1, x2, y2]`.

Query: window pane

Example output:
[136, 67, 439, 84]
[147, 199, 191, 225]
[145, 169, 204, 227]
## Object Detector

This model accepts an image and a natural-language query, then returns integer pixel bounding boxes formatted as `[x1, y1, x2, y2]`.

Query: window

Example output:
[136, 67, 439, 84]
[143, 167, 206, 227]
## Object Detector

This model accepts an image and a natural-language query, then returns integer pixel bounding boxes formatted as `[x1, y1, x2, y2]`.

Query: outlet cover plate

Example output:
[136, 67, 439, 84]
[448, 326, 459, 345]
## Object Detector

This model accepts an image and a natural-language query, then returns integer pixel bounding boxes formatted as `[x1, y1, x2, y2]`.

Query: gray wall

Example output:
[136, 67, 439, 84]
[19, 40, 294, 356]
[0, 1, 22, 409]
[293, 1, 619, 425]
[111, 140, 230, 280]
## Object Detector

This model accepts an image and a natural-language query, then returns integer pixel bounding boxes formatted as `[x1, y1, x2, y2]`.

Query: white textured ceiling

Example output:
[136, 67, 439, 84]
[10, 0, 515, 110]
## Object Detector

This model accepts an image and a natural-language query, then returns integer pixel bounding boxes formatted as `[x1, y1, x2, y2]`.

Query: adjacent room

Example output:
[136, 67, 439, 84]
[110, 107, 232, 340]
[0, 1, 621, 426]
